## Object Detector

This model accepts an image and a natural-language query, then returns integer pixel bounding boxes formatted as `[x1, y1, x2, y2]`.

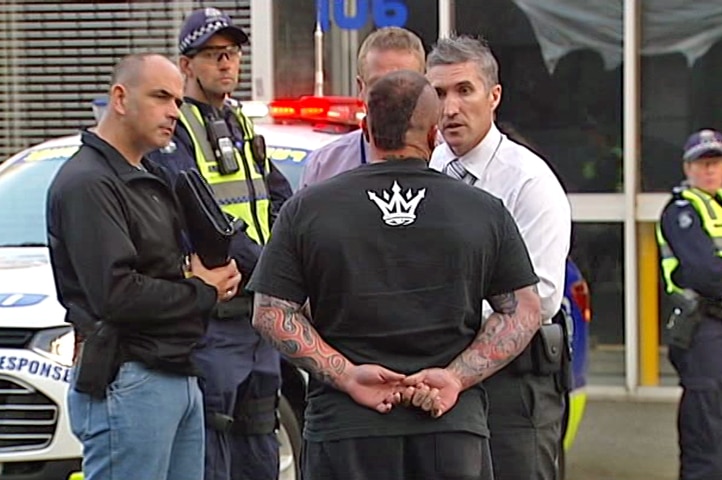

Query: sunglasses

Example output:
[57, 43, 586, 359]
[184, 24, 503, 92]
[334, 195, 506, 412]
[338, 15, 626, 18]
[189, 44, 241, 62]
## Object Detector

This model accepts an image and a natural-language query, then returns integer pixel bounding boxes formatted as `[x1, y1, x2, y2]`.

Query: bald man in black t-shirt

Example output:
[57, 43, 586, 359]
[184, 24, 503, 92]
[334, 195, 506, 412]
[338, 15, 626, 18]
[247, 70, 542, 480]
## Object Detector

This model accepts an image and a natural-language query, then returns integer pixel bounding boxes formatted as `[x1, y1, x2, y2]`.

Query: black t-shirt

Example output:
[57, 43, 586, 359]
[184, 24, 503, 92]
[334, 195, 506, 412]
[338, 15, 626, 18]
[247, 158, 538, 441]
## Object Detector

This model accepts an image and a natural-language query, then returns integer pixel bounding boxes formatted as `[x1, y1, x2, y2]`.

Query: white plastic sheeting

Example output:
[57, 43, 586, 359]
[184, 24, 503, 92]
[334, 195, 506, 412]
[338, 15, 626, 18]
[512, 0, 722, 72]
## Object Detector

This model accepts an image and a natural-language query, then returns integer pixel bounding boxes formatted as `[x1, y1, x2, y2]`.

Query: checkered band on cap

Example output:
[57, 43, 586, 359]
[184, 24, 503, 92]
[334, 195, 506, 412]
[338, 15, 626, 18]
[683, 129, 722, 162]
[179, 19, 230, 53]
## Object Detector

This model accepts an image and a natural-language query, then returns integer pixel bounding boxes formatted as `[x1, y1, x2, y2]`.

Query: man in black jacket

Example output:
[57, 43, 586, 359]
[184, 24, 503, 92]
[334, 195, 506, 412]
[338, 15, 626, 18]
[46, 53, 241, 480]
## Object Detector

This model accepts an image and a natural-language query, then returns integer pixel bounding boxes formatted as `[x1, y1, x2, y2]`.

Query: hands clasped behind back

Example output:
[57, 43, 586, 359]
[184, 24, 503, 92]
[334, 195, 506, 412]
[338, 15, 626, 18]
[190, 254, 242, 301]
[344, 364, 463, 419]
[400, 368, 464, 419]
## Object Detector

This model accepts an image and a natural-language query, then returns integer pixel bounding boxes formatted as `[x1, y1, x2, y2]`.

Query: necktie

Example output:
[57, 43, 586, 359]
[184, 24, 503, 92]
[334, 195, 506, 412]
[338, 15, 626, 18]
[444, 158, 476, 185]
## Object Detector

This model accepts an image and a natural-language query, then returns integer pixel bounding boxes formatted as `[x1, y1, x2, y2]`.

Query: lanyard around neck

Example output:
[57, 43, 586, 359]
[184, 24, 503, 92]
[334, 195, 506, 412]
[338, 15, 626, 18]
[359, 132, 367, 165]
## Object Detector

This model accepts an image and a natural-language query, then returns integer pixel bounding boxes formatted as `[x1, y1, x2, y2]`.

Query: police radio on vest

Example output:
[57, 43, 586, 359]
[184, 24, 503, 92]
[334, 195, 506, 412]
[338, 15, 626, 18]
[207, 118, 240, 175]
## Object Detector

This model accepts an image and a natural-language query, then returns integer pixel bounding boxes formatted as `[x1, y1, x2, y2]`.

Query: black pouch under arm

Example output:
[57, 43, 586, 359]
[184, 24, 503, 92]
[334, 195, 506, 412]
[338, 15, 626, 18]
[533, 323, 564, 375]
[69, 304, 120, 399]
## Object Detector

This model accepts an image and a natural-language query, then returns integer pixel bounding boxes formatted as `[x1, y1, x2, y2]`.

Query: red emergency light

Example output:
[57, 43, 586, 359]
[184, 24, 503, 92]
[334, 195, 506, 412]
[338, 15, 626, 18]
[269, 96, 365, 130]
[571, 280, 591, 322]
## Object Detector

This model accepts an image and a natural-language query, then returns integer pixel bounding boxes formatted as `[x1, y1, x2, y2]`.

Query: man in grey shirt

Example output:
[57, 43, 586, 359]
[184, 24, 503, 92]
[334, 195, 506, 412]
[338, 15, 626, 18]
[299, 27, 426, 189]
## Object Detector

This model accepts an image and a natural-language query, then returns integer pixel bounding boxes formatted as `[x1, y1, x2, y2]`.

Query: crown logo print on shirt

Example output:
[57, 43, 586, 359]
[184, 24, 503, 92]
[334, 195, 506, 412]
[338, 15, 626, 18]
[367, 181, 426, 226]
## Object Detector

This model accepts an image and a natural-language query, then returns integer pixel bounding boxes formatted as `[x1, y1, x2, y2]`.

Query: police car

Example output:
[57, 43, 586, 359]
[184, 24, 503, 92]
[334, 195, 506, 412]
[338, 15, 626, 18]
[0, 96, 590, 480]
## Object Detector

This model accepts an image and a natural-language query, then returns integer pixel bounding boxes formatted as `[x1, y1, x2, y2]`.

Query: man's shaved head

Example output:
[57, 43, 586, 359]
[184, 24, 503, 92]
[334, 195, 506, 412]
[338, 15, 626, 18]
[366, 70, 440, 152]
[110, 53, 175, 89]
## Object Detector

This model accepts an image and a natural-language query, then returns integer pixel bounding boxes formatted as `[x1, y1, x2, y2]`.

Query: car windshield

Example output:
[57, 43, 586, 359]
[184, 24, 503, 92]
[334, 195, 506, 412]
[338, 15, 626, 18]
[0, 154, 71, 247]
[274, 161, 302, 192]
[265, 146, 311, 192]
[0, 137, 312, 248]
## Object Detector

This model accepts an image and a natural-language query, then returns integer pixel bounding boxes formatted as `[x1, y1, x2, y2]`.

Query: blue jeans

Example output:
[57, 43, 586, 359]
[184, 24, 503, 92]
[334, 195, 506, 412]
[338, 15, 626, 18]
[68, 362, 205, 480]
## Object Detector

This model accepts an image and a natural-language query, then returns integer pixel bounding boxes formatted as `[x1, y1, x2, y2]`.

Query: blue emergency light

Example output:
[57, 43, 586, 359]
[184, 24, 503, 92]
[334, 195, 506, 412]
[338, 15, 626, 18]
[91, 96, 108, 124]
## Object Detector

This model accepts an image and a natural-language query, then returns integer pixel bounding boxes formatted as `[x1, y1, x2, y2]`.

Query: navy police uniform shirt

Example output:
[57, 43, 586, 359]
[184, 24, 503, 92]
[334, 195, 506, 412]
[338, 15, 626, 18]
[660, 193, 722, 299]
[147, 97, 292, 279]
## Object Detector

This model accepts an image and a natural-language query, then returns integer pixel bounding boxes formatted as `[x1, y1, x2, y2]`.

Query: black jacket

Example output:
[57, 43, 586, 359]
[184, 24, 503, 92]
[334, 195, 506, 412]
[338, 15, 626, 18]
[47, 130, 217, 374]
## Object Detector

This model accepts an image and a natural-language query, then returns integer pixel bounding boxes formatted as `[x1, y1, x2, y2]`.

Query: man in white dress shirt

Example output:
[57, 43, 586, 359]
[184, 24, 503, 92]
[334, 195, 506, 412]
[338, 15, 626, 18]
[428, 36, 571, 480]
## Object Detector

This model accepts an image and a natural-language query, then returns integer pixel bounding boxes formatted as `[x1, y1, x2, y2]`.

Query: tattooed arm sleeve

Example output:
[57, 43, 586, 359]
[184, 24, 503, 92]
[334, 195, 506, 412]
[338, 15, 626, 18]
[252, 293, 352, 389]
[446, 285, 541, 390]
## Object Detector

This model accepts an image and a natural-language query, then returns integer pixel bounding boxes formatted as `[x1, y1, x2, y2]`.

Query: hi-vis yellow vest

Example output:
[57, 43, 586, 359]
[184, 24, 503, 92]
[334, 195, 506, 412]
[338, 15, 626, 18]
[179, 103, 271, 245]
[656, 187, 722, 294]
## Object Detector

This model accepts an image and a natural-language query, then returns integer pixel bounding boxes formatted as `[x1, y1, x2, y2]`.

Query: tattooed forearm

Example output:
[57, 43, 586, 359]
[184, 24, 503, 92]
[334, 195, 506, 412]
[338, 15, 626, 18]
[252, 293, 351, 389]
[447, 285, 541, 390]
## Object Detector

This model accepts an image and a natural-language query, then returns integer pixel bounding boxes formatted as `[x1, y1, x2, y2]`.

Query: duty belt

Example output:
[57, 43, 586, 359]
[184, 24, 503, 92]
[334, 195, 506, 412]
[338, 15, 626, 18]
[232, 395, 278, 435]
[700, 298, 722, 320]
[205, 395, 278, 435]
[213, 295, 252, 319]
[205, 411, 234, 433]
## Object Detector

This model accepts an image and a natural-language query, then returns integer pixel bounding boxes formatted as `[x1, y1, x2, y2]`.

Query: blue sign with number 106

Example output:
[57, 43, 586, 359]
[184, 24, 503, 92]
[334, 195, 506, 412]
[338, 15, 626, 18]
[317, 0, 408, 32]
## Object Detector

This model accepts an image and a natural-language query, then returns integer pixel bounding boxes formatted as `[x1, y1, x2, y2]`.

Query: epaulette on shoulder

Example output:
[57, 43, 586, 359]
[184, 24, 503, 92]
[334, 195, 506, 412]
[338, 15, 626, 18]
[224, 97, 240, 109]
[670, 184, 689, 202]
[674, 198, 690, 207]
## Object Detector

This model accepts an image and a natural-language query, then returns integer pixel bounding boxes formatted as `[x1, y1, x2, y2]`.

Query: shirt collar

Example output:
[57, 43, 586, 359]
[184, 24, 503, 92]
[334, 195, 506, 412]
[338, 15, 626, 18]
[457, 123, 503, 179]
[81, 130, 137, 175]
[183, 96, 230, 118]
[81, 130, 164, 183]
[184, 96, 210, 112]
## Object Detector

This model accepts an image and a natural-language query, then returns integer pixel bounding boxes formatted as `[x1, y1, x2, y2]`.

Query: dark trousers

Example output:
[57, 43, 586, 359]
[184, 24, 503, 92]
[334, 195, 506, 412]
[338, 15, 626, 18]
[302, 432, 493, 480]
[485, 369, 564, 480]
[203, 371, 280, 480]
[196, 315, 281, 480]
[669, 317, 722, 480]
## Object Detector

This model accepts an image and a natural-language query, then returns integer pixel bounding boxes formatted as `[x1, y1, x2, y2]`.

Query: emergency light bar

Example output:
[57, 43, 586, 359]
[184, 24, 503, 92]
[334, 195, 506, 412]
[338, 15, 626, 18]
[90, 95, 364, 130]
[268, 96, 365, 127]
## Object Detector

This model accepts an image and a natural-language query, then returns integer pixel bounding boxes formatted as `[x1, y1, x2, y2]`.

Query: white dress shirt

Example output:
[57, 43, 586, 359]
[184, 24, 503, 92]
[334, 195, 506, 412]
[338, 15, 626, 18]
[430, 124, 571, 320]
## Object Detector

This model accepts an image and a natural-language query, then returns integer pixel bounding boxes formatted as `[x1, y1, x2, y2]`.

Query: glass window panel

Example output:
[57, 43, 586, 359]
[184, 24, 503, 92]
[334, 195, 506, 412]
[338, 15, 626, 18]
[273, 0, 319, 98]
[641, 4, 722, 192]
[0, 158, 67, 246]
[403, 0, 438, 48]
[571, 222, 625, 385]
[455, 0, 624, 193]
[571, 223, 624, 345]
[273, 0, 438, 99]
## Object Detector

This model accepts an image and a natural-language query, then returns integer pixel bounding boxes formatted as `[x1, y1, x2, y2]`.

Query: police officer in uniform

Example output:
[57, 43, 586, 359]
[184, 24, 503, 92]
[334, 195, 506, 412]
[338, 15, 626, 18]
[657, 129, 722, 480]
[247, 70, 543, 480]
[148, 8, 292, 480]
